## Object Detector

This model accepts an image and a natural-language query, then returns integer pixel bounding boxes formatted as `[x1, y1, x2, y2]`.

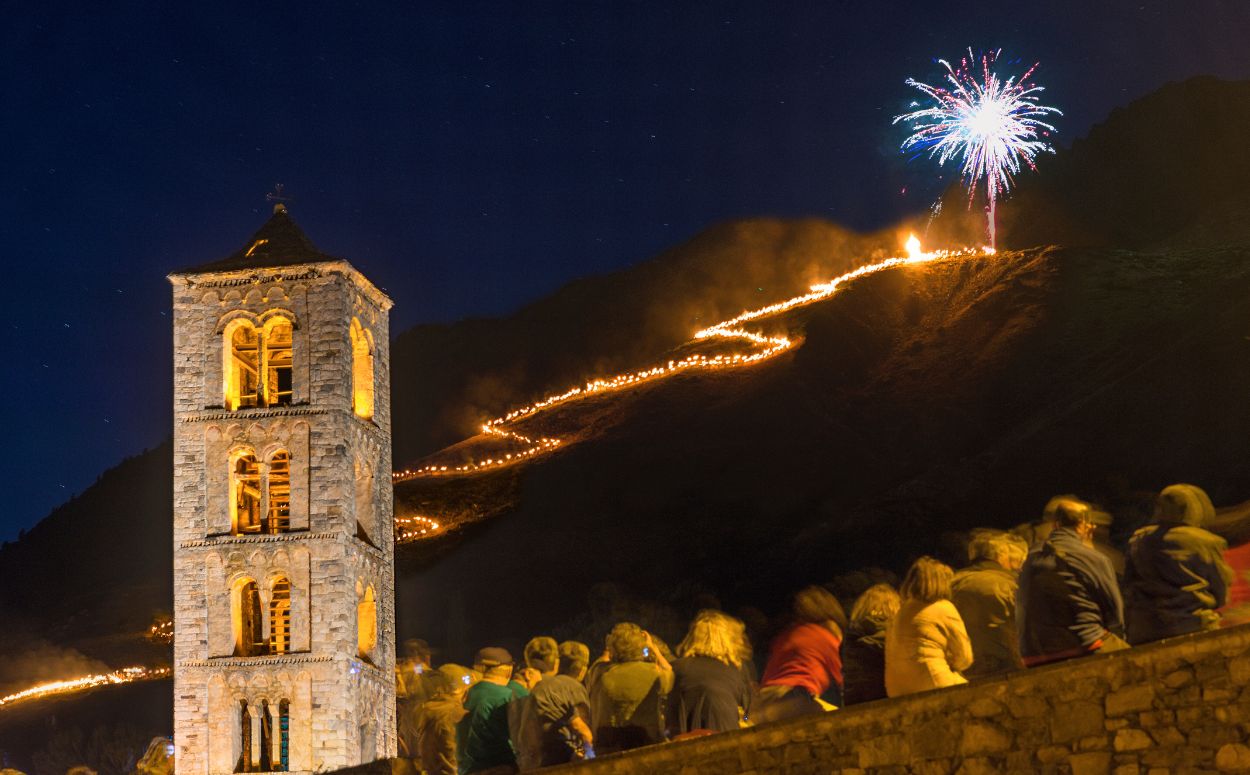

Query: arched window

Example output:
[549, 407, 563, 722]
[225, 321, 261, 411]
[266, 450, 291, 534]
[357, 585, 377, 662]
[231, 453, 262, 534]
[263, 318, 293, 407]
[235, 700, 252, 774]
[269, 576, 291, 655]
[354, 458, 375, 546]
[233, 580, 263, 657]
[350, 318, 374, 420]
[259, 699, 273, 773]
[223, 314, 295, 410]
[278, 700, 290, 772]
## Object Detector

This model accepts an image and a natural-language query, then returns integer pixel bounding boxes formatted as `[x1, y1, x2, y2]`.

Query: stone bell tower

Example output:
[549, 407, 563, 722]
[169, 205, 396, 775]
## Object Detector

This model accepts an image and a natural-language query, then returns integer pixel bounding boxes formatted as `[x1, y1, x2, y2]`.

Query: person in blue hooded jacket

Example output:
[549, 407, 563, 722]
[1124, 484, 1234, 644]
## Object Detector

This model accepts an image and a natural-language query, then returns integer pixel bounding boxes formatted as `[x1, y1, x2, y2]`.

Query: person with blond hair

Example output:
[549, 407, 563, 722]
[952, 530, 1028, 679]
[665, 610, 754, 736]
[1124, 484, 1234, 644]
[841, 584, 900, 705]
[885, 557, 973, 697]
[755, 586, 846, 722]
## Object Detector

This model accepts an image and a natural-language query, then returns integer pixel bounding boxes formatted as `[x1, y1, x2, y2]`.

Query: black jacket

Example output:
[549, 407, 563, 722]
[1017, 527, 1124, 666]
[839, 619, 887, 706]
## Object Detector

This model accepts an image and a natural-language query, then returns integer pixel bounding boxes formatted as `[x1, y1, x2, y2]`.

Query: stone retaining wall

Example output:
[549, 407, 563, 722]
[550, 624, 1250, 774]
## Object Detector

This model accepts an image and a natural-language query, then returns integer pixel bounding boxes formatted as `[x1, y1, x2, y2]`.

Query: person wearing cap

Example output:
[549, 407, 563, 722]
[951, 530, 1028, 679]
[1124, 484, 1234, 644]
[1017, 496, 1127, 668]
[456, 647, 529, 775]
[415, 665, 475, 775]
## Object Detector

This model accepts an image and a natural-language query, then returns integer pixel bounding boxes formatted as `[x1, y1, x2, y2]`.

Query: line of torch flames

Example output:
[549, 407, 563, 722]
[391, 237, 991, 537]
[4, 238, 989, 713]
[0, 666, 172, 710]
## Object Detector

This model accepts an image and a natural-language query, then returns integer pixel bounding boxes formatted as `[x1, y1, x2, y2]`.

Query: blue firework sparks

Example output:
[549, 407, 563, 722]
[894, 49, 1061, 247]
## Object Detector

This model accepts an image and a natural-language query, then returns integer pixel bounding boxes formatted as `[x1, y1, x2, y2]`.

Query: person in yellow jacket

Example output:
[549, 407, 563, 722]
[885, 556, 973, 697]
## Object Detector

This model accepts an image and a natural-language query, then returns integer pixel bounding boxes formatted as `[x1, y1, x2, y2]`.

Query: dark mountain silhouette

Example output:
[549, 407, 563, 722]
[927, 76, 1250, 250]
[3, 76, 1250, 756]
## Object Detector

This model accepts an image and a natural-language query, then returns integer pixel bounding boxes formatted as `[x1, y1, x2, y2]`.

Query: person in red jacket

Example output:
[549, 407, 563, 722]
[754, 586, 846, 723]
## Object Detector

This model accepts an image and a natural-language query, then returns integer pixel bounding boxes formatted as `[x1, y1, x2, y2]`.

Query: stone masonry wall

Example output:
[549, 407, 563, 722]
[548, 624, 1250, 775]
[171, 261, 396, 775]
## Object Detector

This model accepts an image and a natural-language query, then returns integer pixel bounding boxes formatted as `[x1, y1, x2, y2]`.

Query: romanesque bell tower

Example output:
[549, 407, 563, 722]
[169, 205, 396, 775]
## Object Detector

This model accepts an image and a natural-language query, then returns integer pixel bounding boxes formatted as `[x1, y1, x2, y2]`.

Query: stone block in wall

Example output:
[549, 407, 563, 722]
[959, 722, 1012, 757]
[1162, 666, 1195, 688]
[1187, 723, 1241, 750]
[1052, 700, 1106, 744]
[1069, 751, 1112, 775]
[952, 757, 999, 775]
[1216, 743, 1250, 772]
[909, 717, 959, 759]
[1106, 684, 1156, 717]
[1229, 656, 1250, 685]
[1036, 744, 1070, 764]
[854, 734, 908, 769]
[1113, 729, 1153, 752]
[1007, 694, 1049, 719]
[965, 696, 1005, 718]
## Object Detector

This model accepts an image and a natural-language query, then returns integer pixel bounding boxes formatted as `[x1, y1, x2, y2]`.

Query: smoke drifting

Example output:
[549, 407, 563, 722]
[0, 639, 109, 696]
[390, 217, 934, 470]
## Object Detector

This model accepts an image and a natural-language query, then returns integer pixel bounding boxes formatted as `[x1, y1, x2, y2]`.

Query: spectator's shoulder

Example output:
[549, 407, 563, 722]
[1167, 525, 1229, 553]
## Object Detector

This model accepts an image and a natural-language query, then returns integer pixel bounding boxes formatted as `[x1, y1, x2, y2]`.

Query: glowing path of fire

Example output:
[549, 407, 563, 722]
[0, 666, 171, 711]
[392, 238, 992, 500]
[5, 244, 992, 708]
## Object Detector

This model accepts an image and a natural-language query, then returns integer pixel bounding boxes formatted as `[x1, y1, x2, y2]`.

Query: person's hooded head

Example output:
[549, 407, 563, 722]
[1156, 484, 1215, 527]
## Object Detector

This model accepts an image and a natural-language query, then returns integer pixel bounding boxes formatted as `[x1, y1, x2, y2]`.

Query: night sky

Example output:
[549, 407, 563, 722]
[3, 1, 1249, 540]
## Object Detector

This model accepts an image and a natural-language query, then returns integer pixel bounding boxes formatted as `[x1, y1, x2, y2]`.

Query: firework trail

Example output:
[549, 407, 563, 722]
[894, 49, 1061, 248]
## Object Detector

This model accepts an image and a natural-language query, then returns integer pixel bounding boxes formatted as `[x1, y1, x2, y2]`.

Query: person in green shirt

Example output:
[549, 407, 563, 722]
[456, 647, 529, 775]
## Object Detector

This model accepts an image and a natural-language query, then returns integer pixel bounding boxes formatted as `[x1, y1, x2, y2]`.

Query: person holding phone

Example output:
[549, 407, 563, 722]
[587, 623, 674, 755]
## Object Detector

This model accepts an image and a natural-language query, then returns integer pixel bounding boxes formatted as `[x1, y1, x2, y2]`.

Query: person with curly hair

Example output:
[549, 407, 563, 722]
[587, 623, 673, 755]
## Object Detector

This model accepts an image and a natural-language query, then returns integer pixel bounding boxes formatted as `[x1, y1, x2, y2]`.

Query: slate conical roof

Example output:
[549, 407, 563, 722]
[177, 204, 341, 274]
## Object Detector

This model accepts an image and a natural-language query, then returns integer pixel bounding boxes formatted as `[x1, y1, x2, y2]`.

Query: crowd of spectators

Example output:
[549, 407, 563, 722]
[394, 482, 1237, 774]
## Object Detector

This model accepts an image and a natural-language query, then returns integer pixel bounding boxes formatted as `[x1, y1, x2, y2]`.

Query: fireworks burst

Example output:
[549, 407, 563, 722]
[894, 48, 1061, 248]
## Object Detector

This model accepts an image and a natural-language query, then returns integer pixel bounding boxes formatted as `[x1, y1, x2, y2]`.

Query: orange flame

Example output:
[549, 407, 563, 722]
[390, 241, 994, 539]
[0, 666, 171, 711]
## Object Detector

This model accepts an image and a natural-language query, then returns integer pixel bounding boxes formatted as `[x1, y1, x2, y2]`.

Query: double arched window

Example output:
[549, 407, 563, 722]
[224, 316, 294, 411]
[235, 698, 290, 773]
[232, 575, 294, 658]
[350, 318, 374, 420]
[230, 448, 293, 535]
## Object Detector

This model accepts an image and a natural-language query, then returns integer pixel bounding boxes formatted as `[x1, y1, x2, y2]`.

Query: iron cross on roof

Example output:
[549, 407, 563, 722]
[266, 184, 292, 212]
